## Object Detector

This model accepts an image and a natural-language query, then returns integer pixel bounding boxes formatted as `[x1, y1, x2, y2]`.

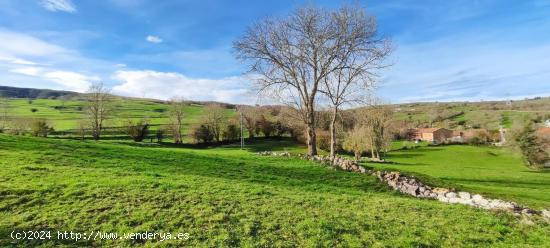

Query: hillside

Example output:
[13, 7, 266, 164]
[0, 86, 76, 99]
[2, 85, 549, 134]
[1, 135, 549, 246]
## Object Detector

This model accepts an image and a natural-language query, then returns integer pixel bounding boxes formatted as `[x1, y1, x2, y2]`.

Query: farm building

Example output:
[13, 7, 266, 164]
[410, 128, 453, 143]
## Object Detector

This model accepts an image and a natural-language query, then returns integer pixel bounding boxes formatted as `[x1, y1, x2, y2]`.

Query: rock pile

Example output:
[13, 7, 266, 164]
[259, 151, 550, 219]
[256, 151, 291, 157]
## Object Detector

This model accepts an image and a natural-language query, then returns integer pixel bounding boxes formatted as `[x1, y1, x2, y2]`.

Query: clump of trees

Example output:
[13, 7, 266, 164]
[342, 105, 394, 160]
[189, 104, 229, 144]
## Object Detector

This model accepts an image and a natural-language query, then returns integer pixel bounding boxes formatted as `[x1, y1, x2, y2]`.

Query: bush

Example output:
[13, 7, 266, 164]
[222, 124, 240, 141]
[515, 125, 548, 169]
[316, 130, 331, 151]
[125, 119, 149, 142]
[257, 115, 274, 137]
[191, 124, 214, 144]
[30, 119, 53, 137]
[273, 121, 288, 137]
[155, 129, 165, 143]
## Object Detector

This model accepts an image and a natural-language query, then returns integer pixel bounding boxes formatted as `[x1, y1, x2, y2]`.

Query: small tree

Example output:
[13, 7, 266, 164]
[30, 119, 53, 137]
[204, 104, 226, 142]
[125, 119, 149, 142]
[358, 104, 394, 160]
[85, 82, 110, 140]
[238, 106, 259, 139]
[169, 97, 186, 144]
[342, 126, 370, 160]
[76, 119, 87, 140]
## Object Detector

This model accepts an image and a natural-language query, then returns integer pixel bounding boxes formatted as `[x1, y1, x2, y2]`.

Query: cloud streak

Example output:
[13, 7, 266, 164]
[146, 35, 163, 43]
[40, 0, 76, 13]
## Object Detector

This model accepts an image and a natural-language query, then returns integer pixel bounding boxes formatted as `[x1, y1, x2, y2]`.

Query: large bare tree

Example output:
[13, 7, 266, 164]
[169, 97, 186, 144]
[85, 82, 110, 140]
[234, 5, 386, 156]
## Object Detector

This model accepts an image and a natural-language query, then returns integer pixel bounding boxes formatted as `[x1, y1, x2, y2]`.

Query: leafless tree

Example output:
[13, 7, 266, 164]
[234, 4, 387, 156]
[85, 82, 110, 140]
[319, 9, 391, 157]
[238, 106, 259, 139]
[204, 104, 226, 142]
[169, 97, 186, 144]
[359, 103, 394, 160]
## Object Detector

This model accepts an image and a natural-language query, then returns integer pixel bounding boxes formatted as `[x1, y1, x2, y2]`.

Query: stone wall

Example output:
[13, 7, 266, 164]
[258, 152, 550, 219]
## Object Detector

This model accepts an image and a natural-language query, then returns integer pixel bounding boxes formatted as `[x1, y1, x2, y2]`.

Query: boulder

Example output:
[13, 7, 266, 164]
[542, 209, 550, 219]
[458, 192, 471, 199]
[445, 192, 457, 199]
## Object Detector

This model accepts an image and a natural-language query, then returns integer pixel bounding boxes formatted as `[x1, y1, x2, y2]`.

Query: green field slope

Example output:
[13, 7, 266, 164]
[4, 98, 234, 134]
[0, 135, 549, 247]
[366, 142, 550, 209]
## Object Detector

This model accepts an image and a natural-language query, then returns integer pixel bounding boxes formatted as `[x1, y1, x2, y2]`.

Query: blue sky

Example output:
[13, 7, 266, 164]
[0, 0, 549, 104]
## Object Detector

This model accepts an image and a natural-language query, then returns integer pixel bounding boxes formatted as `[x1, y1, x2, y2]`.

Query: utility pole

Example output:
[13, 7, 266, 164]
[240, 111, 244, 149]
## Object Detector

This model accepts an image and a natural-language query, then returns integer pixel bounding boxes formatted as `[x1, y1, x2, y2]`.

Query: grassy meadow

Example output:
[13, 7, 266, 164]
[4, 98, 231, 132]
[1, 135, 549, 247]
[365, 142, 550, 209]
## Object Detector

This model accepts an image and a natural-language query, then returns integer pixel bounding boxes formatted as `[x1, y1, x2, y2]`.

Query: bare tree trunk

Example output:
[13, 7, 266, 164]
[305, 103, 318, 156]
[306, 125, 317, 156]
[329, 107, 338, 158]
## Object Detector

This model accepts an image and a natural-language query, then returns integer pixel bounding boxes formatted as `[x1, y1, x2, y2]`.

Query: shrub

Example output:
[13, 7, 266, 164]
[515, 125, 548, 169]
[273, 121, 288, 137]
[30, 119, 53, 137]
[125, 119, 149, 142]
[222, 123, 240, 141]
[191, 124, 214, 144]
[316, 130, 331, 151]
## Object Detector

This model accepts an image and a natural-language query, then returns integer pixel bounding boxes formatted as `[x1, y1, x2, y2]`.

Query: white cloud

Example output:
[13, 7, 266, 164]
[0, 29, 70, 57]
[112, 70, 255, 104]
[43, 71, 98, 92]
[10, 67, 43, 76]
[40, 0, 76, 13]
[146, 35, 163, 43]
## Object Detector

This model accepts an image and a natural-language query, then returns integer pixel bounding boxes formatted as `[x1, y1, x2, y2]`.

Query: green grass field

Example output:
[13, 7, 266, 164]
[4, 98, 232, 132]
[365, 142, 550, 209]
[1, 135, 549, 247]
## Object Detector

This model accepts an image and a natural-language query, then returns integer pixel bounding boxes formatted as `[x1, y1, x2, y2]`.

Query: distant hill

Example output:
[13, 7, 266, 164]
[0, 85, 238, 109]
[0, 86, 77, 99]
